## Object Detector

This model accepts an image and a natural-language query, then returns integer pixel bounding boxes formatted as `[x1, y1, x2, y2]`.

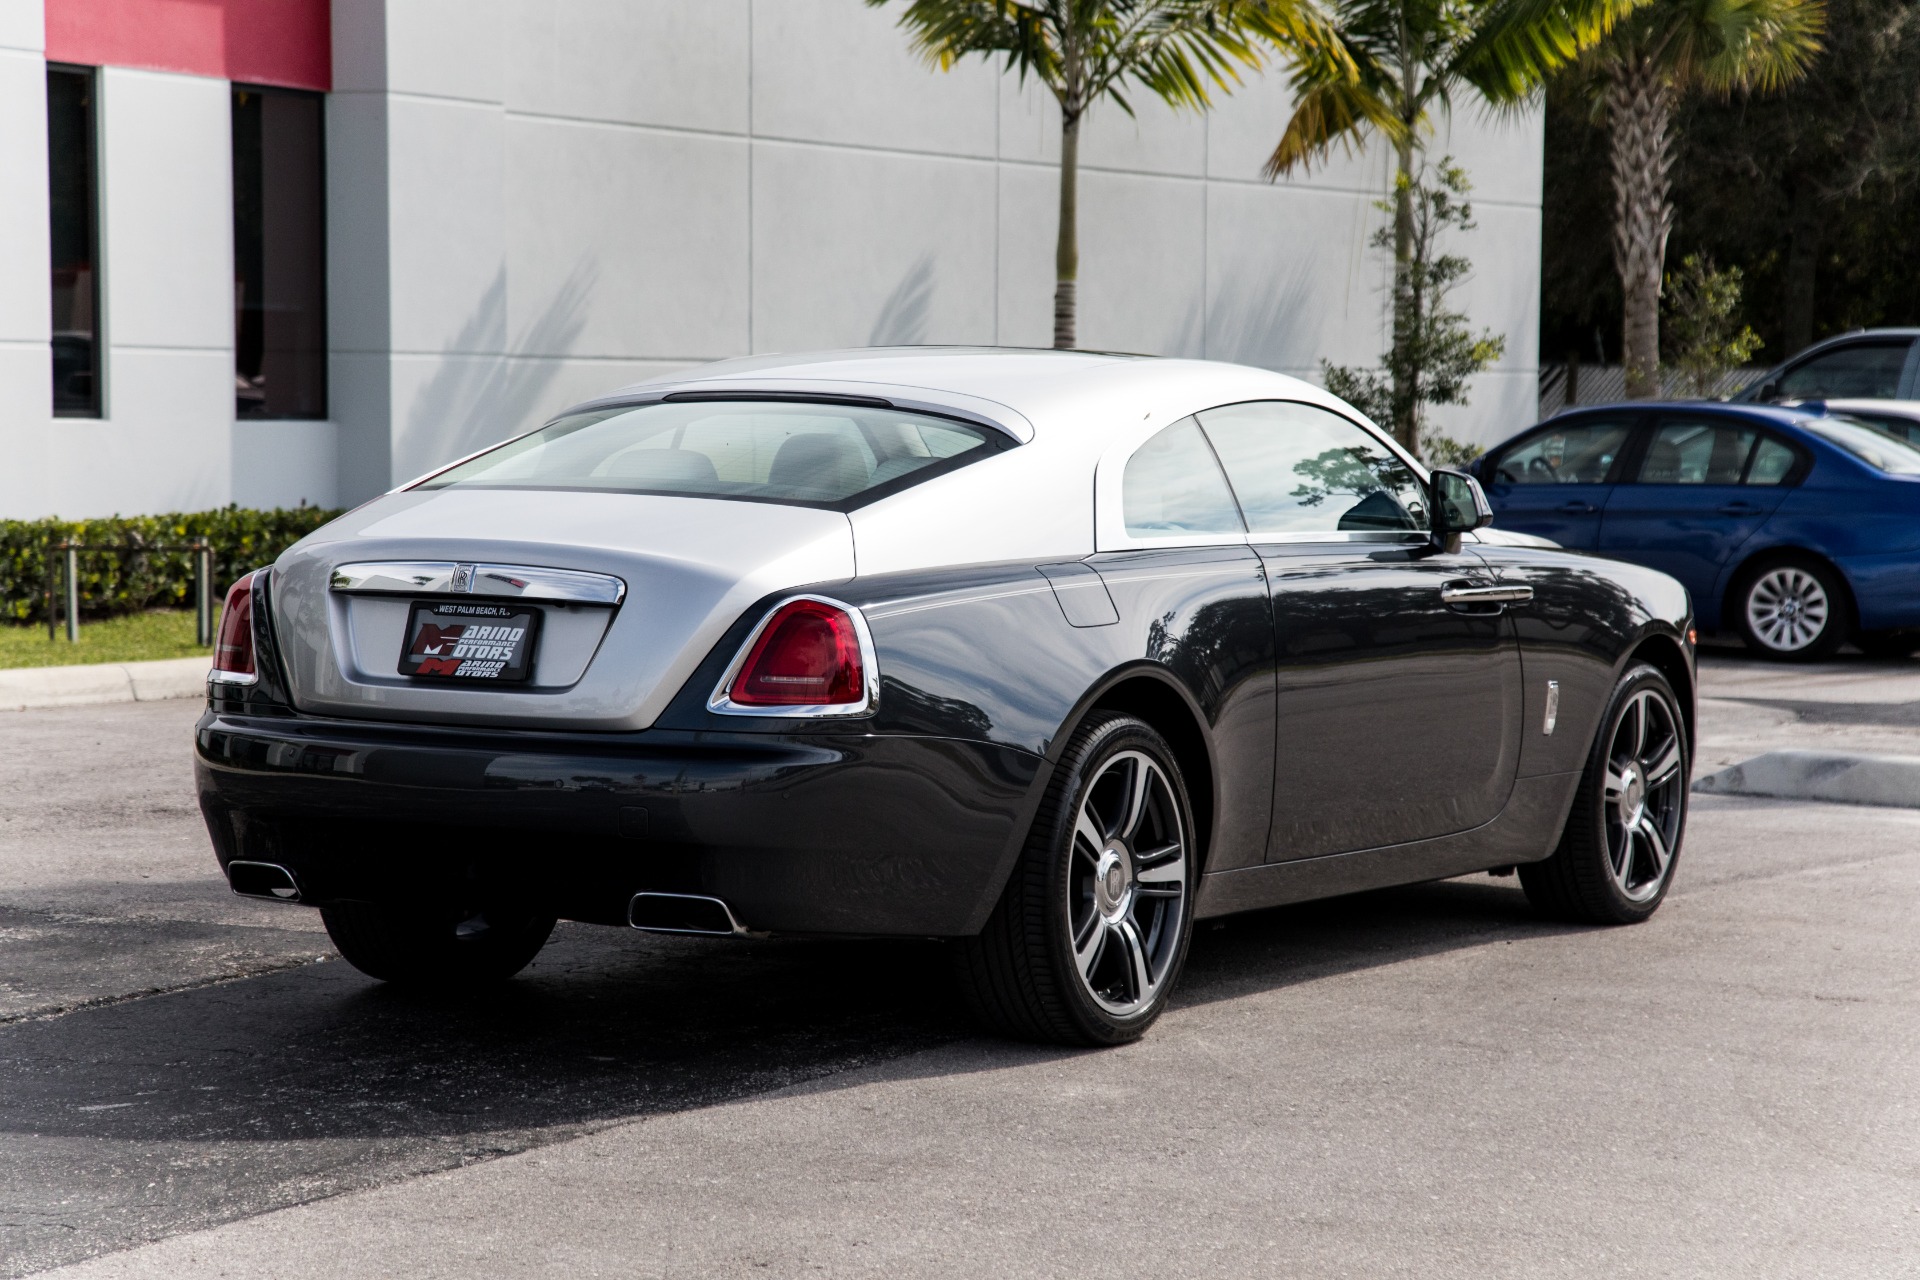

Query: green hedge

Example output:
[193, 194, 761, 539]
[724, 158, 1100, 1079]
[1, 505, 344, 625]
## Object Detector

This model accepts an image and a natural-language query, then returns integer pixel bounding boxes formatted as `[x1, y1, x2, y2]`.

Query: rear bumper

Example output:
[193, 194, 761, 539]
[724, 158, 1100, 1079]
[1832, 551, 1920, 631]
[194, 710, 1046, 937]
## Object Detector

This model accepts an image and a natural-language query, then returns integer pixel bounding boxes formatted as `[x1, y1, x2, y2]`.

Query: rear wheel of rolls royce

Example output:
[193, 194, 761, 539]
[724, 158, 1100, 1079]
[321, 900, 556, 987]
[1521, 664, 1689, 925]
[954, 712, 1196, 1046]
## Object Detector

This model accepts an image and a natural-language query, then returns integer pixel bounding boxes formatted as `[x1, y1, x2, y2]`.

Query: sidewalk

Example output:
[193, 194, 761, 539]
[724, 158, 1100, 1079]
[0, 657, 209, 712]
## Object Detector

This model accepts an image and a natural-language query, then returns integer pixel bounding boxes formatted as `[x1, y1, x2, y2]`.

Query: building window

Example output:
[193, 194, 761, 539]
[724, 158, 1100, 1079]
[232, 85, 326, 419]
[47, 65, 100, 418]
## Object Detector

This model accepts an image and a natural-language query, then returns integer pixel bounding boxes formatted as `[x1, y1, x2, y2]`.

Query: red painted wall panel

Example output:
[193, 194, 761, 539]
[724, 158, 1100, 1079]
[46, 0, 330, 92]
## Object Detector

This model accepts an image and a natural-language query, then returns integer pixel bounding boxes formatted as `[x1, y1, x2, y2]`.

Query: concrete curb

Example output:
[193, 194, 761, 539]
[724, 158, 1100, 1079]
[0, 657, 209, 712]
[1694, 749, 1920, 809]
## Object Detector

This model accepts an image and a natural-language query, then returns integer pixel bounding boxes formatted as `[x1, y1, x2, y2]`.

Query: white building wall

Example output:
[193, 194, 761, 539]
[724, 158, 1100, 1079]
[0, 1, 54, 516]
[1, 0, 1544, 517]
[337, 0, 1544, 503]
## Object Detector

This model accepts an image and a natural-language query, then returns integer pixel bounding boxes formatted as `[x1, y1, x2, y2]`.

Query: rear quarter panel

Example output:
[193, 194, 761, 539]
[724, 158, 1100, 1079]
[1470, 546, 1692, 778]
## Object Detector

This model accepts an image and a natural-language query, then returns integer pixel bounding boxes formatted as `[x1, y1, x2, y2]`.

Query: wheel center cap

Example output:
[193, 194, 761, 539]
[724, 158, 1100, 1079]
[1094, 842, 1133, 918]
[1782, 598, 1801, 618]
[1621, 764, 1647, 824]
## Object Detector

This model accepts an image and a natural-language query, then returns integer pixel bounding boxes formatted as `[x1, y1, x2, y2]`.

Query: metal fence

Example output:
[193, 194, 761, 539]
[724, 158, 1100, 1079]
[45, 543, 216, 646]
[1537, 364, 1768, 418]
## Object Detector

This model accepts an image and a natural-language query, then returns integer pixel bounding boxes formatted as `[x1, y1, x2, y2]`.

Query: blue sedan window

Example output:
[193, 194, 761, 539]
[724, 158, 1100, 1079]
[1636, 421, 1756, 484]
[1493, 420, 1629, 484]
[1747, 437, 1798, 485]
[1806, 418, 1920, 475]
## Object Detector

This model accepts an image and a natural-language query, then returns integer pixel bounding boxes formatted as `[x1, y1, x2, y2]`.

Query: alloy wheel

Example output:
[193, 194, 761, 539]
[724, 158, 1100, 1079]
[1746, 566, 1831, 653]
[1066, 750, 1189, 1016]
[1602, 689, 1685, 903]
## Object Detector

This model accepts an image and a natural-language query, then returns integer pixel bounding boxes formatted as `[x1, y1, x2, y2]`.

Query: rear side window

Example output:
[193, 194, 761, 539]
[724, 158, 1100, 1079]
[1843, 411, 1920, 447]
[1747, 437, 1799, 485]
[1122, 417, 1245, 536]
[418, 400, 1001, 508]
[1197, 401, 1427, 535]
[1634, 420, 1757, 484]
[1777, 342, 1911, 400]
[1805, 417, 1920, 475]
[1492, 418, 1630, 484]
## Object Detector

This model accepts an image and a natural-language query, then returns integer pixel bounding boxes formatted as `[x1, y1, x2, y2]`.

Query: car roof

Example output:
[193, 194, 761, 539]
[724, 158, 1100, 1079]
[1809, 398, 1920, 419]
[562, 347, 1356, 446]
[1547, 400, 1818, 427]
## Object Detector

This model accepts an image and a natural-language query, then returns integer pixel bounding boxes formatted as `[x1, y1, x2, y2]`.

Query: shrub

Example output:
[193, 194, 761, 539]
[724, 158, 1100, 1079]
[0, 505, 343, 625]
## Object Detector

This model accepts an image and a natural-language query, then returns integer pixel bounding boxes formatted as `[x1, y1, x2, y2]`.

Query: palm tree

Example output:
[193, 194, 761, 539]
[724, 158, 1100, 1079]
[1587, 0, 1823, 397]
[868, 0, 1324, 348]
[1263, 0, 1639, 448]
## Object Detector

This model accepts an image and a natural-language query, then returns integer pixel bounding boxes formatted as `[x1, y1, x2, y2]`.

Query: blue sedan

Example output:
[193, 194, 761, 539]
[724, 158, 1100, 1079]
[1471, 401, 1920, 659]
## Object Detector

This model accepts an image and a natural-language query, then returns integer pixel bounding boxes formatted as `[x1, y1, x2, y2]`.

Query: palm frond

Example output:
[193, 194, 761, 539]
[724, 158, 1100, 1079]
[1454, 0, 1647, 103]
[1264, 72, 1412, 176]
[1682, 0, 1825, 93]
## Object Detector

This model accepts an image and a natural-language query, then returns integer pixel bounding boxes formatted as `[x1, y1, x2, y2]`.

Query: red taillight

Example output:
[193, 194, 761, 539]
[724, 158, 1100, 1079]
[213, 571, 258, 678]
[726, 598, 866, 708]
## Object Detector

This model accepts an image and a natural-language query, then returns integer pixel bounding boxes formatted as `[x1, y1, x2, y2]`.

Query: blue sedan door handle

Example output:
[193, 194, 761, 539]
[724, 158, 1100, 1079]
[1557, 499, 1596, 514]
[1718, 501, 1761, 515]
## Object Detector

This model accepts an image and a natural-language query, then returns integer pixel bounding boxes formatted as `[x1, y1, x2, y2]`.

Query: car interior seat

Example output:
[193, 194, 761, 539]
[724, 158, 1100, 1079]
[767, 432, 871, 498]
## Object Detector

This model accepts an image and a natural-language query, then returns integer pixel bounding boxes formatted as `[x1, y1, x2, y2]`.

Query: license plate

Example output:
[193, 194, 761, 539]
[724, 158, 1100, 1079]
[399, 600, 540, 683]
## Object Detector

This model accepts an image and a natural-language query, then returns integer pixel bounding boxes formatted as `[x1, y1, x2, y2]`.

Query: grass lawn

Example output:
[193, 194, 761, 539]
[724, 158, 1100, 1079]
[0, 609, 217, 669]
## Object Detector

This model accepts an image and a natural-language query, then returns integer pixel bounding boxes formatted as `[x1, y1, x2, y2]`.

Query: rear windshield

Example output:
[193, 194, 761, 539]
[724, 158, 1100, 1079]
[418, 400, 1005, 507]
[1804, 417, 1920, 475]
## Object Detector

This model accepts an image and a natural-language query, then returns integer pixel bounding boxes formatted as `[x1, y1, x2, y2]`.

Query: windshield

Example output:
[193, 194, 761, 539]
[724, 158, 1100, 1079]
[1805, 416, 1920, 475]
[419, 400, 1005, 507]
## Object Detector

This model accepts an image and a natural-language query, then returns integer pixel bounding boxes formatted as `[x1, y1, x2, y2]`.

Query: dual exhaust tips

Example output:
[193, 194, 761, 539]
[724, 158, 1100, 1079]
[226, 863, 746, 939]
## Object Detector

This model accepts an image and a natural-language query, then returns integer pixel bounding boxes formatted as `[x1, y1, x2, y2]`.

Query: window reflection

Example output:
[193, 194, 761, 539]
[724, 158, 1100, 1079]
[1122, 417, 1245, 536]
[1197, 401, 1427, 535]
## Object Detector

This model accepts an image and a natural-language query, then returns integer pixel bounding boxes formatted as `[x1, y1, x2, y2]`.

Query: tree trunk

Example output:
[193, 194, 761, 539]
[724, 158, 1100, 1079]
[1782, 176, 1820, 355]
[1053, 114, 1080, 349]
[1389, 135, 1419, 453]
[1606, 54, 1674, 401]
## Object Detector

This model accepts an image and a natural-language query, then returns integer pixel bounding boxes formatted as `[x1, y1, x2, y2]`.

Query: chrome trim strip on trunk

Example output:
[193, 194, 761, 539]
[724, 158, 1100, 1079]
[329, 561, 627, 606]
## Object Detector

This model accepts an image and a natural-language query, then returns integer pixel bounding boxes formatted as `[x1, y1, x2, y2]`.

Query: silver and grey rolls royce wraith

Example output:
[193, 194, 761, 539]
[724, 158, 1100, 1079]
[197, 349, 1695, 1045]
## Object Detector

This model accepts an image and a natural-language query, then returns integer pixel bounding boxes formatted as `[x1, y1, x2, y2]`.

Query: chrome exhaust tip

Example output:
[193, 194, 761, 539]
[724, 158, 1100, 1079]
[627, 892, 747, 937]
[227, 860, 303, 903]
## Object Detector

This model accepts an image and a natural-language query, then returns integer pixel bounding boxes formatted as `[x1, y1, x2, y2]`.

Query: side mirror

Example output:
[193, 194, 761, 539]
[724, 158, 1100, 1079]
[1431, 468, 1494, 553]
[1759, 381, 1782, 403]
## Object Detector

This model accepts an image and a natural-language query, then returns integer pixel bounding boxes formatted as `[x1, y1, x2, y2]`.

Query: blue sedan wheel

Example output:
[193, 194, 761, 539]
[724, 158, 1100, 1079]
[1736, 558, 1849, 661]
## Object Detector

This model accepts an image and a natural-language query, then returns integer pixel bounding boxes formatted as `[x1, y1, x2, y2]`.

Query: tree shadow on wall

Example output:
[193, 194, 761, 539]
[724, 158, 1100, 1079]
[1182, 252, 1343, 372]
[869, 254, 936, 346]
[400, 258, 597, 477]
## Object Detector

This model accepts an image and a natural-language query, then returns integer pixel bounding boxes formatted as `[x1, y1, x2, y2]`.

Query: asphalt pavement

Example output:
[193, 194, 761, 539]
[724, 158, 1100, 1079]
[3, 653, 1918, 1277]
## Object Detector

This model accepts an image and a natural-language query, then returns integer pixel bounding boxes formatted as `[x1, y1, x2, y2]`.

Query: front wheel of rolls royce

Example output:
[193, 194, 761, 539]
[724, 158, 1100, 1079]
[954, 712, 1196, 1046]
[1521, 663, 1689, 925]
[321, 901, 556, 987]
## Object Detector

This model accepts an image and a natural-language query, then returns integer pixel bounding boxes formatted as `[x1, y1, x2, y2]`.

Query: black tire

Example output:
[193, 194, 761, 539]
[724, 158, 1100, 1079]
[954, 713, 1197, 1046]
[321, 900, 555, 986]
[1855, 629, 1920, 660]
[1521, 664, 1689, 925]
[1733, 555, 1850, 661]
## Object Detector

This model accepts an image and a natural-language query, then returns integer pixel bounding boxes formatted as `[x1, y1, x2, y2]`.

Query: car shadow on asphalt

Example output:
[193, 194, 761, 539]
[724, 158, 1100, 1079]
[0, 875, 1585, 1148]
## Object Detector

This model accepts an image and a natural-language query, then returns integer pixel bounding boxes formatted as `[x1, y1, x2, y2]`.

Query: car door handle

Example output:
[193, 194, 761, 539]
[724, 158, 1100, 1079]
[1441, 583, 1534, 606]
[1717, 501, 1761, 515]
[1557, 500, 1596, 514]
